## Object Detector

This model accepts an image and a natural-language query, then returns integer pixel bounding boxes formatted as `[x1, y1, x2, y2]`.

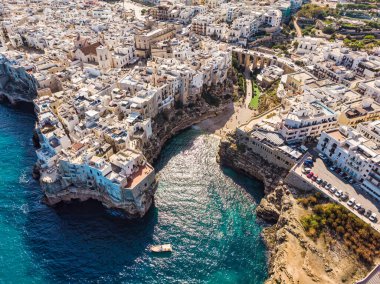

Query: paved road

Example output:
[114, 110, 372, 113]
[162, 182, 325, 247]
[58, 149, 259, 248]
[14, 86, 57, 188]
[245, 77, 253, 108]
[294, 155, 380, 232]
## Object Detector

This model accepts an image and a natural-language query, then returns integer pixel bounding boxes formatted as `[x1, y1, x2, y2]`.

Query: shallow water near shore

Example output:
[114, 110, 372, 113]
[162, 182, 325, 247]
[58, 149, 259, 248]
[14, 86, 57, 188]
[0, 103, 267, 283]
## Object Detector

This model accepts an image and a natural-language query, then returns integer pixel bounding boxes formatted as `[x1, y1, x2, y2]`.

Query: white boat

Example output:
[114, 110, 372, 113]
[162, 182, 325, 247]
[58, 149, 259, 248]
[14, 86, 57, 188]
[150, 244, 173, 253]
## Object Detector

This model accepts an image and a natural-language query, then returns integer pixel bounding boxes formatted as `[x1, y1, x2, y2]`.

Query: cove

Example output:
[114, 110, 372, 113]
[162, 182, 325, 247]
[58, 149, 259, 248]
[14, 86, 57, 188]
[0, 103, 267, 283]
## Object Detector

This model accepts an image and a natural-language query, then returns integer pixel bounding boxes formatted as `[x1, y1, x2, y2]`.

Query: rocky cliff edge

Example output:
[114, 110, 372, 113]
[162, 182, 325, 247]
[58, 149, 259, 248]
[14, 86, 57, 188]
[218, 134, 370, 284]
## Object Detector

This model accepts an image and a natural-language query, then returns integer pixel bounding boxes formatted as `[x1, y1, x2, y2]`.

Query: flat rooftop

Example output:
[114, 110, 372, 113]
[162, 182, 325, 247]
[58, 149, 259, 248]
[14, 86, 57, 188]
[126, 164, 154, 188]
[326, 129, 347, 142]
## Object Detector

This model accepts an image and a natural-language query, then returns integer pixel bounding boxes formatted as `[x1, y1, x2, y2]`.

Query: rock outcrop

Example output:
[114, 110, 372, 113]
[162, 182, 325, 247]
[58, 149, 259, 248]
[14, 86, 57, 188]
[218, 134, 370, 284]
[0, 55, 38, 104]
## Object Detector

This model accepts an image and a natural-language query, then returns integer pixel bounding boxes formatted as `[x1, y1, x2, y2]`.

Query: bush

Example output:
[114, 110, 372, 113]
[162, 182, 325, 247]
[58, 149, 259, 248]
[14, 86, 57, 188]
[323, 26, 335, 35]
[232, 54, 239, 70]
[297, 4, 337, 20]
[364, 35, 375, 40]
[301, 203, 380, 264]
[257, 80, 281, 114]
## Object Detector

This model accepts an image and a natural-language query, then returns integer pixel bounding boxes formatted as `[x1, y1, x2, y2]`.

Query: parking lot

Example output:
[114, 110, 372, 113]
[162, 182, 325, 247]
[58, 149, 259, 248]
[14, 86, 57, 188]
[294, 154, 380, 233]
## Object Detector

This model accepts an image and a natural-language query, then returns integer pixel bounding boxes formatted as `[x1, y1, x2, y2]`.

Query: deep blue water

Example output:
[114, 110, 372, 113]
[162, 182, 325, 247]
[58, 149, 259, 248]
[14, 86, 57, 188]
[0, 103, 267, 283]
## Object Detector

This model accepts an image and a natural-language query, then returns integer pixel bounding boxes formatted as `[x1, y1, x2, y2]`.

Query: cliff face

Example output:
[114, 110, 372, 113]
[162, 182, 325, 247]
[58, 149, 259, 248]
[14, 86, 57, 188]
[0, 56, 38, 103]
[218, 135, 369, 284]
[36, 98, 231, 218]
[144, 100, 230, 164]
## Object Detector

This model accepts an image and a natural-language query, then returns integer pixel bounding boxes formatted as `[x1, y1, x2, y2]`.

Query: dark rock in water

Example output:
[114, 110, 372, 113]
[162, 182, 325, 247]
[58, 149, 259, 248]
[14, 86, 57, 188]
[32, 130, 41, 149]
[0, 55, 38, 103]
[32, 164, 40, 180]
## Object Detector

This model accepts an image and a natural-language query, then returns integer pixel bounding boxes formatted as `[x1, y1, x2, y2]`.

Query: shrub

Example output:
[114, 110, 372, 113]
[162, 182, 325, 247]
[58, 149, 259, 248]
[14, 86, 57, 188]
[323, 26, 335, 35]
[301, 203, 380, 264]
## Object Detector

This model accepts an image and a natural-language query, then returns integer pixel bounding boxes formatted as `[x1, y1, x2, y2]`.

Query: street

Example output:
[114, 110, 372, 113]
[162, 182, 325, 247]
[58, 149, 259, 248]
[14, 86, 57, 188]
[293, 155, 380, 232]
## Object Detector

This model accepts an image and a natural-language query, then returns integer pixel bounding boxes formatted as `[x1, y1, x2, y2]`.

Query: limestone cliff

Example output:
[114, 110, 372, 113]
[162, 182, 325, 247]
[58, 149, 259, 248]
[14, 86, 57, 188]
[218, 134, 370, 284]
[143, 100, 230, 164]
[0, 55, 38, 103]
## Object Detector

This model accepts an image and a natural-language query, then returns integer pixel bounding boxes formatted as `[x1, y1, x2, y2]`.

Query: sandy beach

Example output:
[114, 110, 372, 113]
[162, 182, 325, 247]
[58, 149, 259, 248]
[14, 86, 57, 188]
[197, 101, 257, 137]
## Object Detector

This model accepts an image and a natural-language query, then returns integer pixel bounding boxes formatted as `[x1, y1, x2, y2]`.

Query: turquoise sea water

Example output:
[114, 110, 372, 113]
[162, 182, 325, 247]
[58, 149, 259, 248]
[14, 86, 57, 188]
[0, 103, 267, 283]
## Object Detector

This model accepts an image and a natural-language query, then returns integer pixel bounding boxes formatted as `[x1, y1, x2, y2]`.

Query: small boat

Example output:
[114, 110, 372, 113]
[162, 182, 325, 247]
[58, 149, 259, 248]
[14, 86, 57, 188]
[150, 244, 173, 253]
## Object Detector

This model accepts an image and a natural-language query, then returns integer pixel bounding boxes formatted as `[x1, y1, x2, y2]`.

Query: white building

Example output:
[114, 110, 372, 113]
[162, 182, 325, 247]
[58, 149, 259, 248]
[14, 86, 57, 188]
[317, 124, 380, 201]
[358, 79, 380, 103]
[280, 100, 338, 142]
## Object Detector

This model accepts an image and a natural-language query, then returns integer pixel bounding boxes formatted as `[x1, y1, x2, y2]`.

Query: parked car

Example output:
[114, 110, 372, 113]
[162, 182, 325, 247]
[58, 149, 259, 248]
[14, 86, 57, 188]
[302, 167, 312, 174]
[369, 213, 377, 223]
[335, 168, 341, 173]
[304, 161, 313, 167]
[339, 171, 346, 176]
[344, 176, 350, 181]
[321, 180, 328, 187]
[312, 175, 318, 181]
[335, 189, 342, 197]
[329, 166, 336, 171]
[348, 179, 355, 184]
[358, 207, 366, 214]
[365, 210, 372, 218]
[340, 193, 349, 201]
[305, 157, 313, 164]
[307, 172, 314, 179]
[354, 203, 362, 210]
[347, 198, 355, 207]
[330, 186, 337, 194]
[325, 183, 332, 190]
[316, 178, 323, 184]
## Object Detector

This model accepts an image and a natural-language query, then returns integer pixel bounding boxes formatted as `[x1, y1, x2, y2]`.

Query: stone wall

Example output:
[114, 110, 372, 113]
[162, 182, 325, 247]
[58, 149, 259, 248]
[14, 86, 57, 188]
[284, 170, 315, 192]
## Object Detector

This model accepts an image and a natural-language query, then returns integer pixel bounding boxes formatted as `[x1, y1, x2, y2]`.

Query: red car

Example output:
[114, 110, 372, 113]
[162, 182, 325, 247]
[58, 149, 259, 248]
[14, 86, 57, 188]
[307, 172, 314, 179]
[311, 174, 318, 181]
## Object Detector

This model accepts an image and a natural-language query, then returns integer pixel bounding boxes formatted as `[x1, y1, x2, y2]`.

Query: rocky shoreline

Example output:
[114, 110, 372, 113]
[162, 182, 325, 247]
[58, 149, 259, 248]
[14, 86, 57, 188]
[218, 133, 370, 284]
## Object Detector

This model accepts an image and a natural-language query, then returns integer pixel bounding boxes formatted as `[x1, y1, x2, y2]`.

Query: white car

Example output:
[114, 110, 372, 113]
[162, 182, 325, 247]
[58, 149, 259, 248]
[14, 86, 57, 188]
[302, 167, 312, 174]
[369, 213, 377, 222]
[354, 203, 362, 210]
[330, 186, 337, 193]
[347, 198, 355, 207]
[335, 190, 343, 197]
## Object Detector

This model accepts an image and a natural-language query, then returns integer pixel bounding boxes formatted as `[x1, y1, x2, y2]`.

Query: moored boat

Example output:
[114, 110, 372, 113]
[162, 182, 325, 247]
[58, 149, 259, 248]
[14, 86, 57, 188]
[150, 244, 173, 253]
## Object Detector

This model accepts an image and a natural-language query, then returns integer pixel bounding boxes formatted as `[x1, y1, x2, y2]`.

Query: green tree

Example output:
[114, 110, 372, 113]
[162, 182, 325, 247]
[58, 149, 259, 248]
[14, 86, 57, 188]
[323, 26, 335, 35]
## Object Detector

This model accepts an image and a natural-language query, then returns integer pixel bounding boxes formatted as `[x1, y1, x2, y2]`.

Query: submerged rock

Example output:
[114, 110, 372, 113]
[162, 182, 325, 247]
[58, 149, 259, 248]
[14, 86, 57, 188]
[0, 55, 38, 103]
